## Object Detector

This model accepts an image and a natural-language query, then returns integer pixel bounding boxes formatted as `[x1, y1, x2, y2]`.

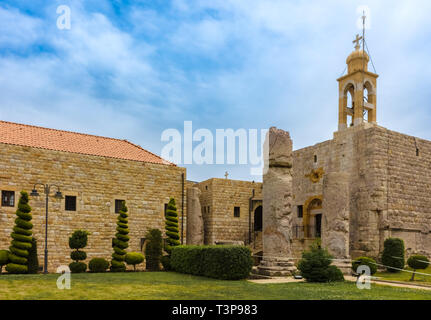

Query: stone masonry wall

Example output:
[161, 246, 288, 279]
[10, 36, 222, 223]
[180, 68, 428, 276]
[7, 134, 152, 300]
[196, 178, 262, 245]
[0, 143, 187, 272]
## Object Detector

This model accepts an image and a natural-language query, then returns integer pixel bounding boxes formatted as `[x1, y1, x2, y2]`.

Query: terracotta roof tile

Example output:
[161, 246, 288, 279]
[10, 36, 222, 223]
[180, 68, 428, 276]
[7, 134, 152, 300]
[0, 120, 174, 166]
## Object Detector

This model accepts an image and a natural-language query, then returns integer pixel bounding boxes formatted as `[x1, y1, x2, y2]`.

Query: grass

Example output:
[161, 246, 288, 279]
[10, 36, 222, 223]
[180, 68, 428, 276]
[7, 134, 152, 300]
[0, 271, 430, 300]
[376, 265, 431, 285]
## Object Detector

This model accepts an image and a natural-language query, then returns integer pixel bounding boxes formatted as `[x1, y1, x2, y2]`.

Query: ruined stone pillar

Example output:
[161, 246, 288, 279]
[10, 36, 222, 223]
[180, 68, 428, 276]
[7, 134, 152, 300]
[322, 172, 351, 273]
[186, 187, 204, 245]
[256, 127, 296, 277]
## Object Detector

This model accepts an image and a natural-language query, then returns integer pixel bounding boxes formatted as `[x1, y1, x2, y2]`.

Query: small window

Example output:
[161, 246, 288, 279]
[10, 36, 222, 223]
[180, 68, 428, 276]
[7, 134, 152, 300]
[205, 185, 208, 190]
[314, 155, 317, 163]
[1, 191, 15, 207]
[115, 199, 125, 213]
[164, 203, 168, 217]
[297, 205, 303, 218]
[65, 196, 77, 211]
[234, 206, 240, 218]
[416, 148, 420, 157]
[207, 206, 210, 214]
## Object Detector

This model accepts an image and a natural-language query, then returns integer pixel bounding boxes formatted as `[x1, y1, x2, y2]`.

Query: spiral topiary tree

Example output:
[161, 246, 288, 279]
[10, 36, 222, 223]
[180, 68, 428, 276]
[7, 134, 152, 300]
[164, 197, 180, 255]
[69, 230, 89, 273]
[111, 201, 129, 272]
[6, 191, 33, 274]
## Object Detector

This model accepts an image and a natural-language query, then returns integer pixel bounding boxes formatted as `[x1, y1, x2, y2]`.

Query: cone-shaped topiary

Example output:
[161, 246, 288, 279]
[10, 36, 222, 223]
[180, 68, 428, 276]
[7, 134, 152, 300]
[111, 201, 129, 272]
[145, 229, 163, 271]
[164, 198, 180, 255]
[6, 191, 33, 274]
[69, 230, 89, 273]
[27, 238, 39, 274]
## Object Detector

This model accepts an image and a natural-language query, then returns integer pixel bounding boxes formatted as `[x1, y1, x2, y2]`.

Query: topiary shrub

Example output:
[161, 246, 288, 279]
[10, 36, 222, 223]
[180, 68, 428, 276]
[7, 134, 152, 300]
[111, 201, 129, 272]
[161, 255, 171, 271]
[0, 250, 8, 274]
[298, 244, 344, 282]
[145, 229, 163, 271]
[381, 238, 405, 273]
[164, 198, 180, 255]
[6, 191, 33, 274]
[125, 252, 144, 271]
[352, 257, 377, 275]
[89, 258, 109, 273]
[27, 238, 39, 274]
[171, 245, 253, 280]
[68, 230, 89, 273]
[407, 255, 429, 281]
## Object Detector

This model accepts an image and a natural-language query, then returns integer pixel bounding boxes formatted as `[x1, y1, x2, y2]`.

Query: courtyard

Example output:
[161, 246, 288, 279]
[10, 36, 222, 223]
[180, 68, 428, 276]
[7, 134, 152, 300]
[0, 272, 430, 300]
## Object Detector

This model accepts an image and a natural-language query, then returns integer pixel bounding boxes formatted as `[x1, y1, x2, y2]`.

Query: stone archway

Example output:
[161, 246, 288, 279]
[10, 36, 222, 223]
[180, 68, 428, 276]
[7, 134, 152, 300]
[303, 195, 323, 238]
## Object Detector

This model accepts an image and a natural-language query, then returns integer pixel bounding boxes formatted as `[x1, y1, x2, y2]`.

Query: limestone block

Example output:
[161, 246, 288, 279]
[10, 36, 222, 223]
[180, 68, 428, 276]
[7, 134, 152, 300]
[268, 127, 293, 168]
[322, 172, 350, 259]
[186, 187, 204, 245]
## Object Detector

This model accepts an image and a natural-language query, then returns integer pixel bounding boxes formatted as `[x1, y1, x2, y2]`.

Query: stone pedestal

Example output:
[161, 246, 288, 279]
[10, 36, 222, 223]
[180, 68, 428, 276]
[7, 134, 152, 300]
[186, 187, 204, 245]
[256, 127, 296, 277]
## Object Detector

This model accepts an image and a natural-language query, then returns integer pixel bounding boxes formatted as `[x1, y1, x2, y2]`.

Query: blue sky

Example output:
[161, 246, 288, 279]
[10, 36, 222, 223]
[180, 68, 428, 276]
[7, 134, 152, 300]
[0, 0, 430, 182]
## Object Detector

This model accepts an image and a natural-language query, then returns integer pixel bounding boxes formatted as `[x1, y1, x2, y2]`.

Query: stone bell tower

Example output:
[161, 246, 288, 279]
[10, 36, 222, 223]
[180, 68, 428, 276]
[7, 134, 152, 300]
[337, 34, 378, 130]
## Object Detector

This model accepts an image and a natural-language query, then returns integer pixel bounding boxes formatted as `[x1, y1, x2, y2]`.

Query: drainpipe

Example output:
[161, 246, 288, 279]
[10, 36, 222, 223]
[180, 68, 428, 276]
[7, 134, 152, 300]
[248, 189, 255, 244]
[181, 172, 185, 244]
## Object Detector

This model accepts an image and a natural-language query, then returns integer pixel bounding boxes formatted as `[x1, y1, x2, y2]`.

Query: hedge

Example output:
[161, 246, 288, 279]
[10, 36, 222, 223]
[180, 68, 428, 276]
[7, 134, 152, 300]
[0, 250, 8, 274]
[89, 258, 109, 273]
[27, 238, 39, 274]
[170, 245, 253, 280]
[145, 229, 163, 271]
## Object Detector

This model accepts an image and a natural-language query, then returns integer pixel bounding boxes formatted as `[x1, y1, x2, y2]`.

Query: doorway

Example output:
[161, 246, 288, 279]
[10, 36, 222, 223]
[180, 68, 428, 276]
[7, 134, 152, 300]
[254, 206, 262, 231]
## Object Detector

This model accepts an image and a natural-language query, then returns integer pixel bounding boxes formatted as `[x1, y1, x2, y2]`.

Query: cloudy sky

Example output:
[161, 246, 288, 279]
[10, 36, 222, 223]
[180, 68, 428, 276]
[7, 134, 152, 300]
[0, 0, 430, 182]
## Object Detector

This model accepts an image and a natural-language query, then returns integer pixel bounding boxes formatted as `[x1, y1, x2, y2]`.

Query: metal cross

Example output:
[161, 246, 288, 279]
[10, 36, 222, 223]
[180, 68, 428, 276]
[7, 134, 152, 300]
[353, 34, 362, 50]
[224, 171, 229, 179]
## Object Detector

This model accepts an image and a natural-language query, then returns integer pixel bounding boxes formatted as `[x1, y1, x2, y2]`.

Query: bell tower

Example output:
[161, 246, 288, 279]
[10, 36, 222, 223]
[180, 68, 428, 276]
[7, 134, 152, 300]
[337, 17, 378, 130]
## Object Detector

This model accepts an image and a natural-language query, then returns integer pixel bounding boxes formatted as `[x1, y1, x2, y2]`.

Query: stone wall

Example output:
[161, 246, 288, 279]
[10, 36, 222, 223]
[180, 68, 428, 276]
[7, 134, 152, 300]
[195, 178, 262, 245]
[0, 143, 187, 272]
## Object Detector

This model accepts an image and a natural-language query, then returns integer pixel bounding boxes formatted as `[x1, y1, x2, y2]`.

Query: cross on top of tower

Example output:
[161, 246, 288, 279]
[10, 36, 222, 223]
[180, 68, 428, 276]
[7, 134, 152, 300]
[353, 34, 363, 50]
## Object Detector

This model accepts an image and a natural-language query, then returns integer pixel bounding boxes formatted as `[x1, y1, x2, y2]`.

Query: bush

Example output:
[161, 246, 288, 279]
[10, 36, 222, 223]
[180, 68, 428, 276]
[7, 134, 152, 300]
[164, 198, 180, 255]
[145, 229, 163, 271]
[352, 257, 377, 275]
[298, 244, 343, 283]
[0, 250, 8, 274]
[407, 255, 429, 281]
[69, 230, 89, 273]
[381, 238, 405, 273]
[27, 238, 39, 274]
[69, 262, 87, 273]
[6, 191, 33, 274]
[161, 255, 171, 271]
[125, 252, 144, 271]
[111, 201, 129, 272]
[89, 258, 109, 273]
[325, 265, 345, 282]
[171, 245, 253, 280]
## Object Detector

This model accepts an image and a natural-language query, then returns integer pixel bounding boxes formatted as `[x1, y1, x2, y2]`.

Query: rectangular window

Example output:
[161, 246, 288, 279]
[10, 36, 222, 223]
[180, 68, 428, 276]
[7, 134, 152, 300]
[234, 206, 240, 218]
[1, 191, 15, 207]
[65, 196, 77, 211]
[207, 206, 210, 214]
[115, 199, 125, 213]
[164, 203, 168, 217]
[297, 205, 303, 218]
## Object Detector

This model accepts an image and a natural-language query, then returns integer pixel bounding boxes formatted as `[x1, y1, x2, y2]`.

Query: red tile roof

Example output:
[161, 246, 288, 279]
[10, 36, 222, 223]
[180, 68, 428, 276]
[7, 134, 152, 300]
[0, 120, 174, 165]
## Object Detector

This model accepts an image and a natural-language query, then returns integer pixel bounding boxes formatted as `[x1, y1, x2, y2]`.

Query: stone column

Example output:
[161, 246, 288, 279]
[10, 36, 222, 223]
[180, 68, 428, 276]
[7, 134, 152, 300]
[322, 172, 351, 273]
[186, 187, 204, 245]
[256, 127, 296, 277]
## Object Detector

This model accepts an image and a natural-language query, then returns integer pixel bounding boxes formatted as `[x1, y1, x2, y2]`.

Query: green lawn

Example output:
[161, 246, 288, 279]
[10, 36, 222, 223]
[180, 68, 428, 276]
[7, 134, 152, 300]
[376, 265, 431, 285]
[0, 272, 430, 300]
